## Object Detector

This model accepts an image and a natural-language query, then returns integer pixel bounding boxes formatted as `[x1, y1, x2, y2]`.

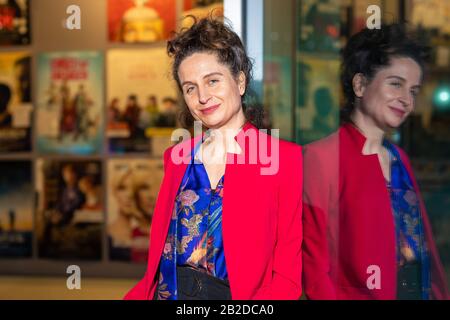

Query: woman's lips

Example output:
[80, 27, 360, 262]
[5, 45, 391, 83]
[200, 104, 220, 115]
[389, 106, 406, 118]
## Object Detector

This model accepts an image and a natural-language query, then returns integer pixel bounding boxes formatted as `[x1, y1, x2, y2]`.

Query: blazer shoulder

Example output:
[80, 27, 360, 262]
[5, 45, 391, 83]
[305, 131, 338, 153]
[249, 128, 302, 158]
[303, 131, 339, 161]
[303, 131, 339, 177]
[276, 138, 303, 173]
[276, 137, 303, 168]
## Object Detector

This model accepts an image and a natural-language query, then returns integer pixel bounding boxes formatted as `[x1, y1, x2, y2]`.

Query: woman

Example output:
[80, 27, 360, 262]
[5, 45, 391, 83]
[109, 166, 150, 262]
[303, 24, 449, 300]
[124, 17, 303, 300]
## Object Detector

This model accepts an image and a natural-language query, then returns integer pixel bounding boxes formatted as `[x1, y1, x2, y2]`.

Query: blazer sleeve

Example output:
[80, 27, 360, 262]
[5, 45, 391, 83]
[123, 146, 173, 300]
[302, 144, 338, 299]
[256, 144, 303, 300]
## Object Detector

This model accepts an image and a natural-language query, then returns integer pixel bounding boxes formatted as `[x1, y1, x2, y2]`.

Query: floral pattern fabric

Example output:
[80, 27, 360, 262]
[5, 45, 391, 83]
[385, 140, 431, 300]
[156, 141, 228, 300]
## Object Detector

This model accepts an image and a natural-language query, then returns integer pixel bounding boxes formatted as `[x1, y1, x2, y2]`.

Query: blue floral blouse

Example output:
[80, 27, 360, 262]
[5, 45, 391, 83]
[384, 140, 431, 299]
[155, 141, 228, 300]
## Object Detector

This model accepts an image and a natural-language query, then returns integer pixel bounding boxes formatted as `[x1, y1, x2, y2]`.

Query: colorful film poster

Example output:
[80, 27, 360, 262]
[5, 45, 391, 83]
[108, 158, 163, 262]
[36, 159, 103, 260]
[0, 51, 32, 152]
[36, 51, 104, 155]
[107, 48, 178, 155]
[0, 161, 33, 258]
[108, 0, 176, 43]
[0, 0, 30, 46]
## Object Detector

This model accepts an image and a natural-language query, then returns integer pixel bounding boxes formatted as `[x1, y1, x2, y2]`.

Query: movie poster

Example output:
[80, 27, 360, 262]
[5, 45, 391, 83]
[411, 0, 450, 36]
[0, 161, 33, 258]
[296, 56, 340, 144]
[298, 0, 340, 53]
[36, 51, 104, 155]
[181, 0, 223, 28]
[0, 51, 32, 152]
[0, 0, 30, 46]
[107, 48, 178, 155]
[107, 159, 163, 262]
[108, 0, 176, 43]
[36, 159, 103, 260]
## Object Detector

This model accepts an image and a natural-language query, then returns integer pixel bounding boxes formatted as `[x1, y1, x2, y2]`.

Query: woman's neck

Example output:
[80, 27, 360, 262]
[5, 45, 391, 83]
[205, 109, 246, 147]
[350, 110, 385, 155]
[217, 109, 246, 137]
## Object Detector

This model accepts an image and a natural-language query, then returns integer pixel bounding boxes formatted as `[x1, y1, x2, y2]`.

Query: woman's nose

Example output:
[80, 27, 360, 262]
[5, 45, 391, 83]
[399, 89, 413, 107]
[197, 86, 211, 104]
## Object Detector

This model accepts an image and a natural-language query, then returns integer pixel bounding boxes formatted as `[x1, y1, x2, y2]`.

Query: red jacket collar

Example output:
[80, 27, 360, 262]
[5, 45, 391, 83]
[176, 121, 257, 161]
[340, 122, 370, 155]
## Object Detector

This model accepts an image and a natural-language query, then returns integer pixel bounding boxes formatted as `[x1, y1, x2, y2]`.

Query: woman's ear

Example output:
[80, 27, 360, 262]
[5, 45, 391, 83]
[352, 73, 367, 98]
[238, 71, 246, 96]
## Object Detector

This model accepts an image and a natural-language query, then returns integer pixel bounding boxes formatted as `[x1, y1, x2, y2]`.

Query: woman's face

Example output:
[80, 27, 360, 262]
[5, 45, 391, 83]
[114, 172, 135, 215]
[135, 181, 155, 216]
[177, 52, 246, 129]
[354, 57, 422, 130]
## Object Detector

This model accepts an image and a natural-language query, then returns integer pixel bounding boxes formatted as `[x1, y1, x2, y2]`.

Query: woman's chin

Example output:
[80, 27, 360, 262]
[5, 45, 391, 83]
[199, 117, 223, 129]
[382, 114, 408, 130]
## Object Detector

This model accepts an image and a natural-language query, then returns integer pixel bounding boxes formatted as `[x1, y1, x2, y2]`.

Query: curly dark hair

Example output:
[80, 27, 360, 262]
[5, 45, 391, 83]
[167, 16, 263, 128]
[340, 23, 430, 121]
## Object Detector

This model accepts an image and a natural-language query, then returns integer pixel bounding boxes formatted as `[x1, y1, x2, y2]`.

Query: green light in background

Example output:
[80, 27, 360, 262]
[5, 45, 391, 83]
[439, 91, 449, 102]
[433, 85, 450, 110]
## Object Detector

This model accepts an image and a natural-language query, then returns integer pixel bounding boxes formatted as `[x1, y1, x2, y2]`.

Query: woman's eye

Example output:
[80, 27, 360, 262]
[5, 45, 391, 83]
[209, 79, 219, 86]
[390, 82, 401, 88]
[185, 86, 194, 94]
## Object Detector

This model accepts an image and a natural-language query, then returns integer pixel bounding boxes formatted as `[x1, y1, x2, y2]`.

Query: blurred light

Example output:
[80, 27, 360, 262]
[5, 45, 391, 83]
[439, 91, 449, 102]
[433, 85, 450, 110]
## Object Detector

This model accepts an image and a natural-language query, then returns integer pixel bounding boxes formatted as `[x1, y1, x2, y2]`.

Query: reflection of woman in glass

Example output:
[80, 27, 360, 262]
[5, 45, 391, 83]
[125, 17, 302, 300]
[303, 24, 449, 300]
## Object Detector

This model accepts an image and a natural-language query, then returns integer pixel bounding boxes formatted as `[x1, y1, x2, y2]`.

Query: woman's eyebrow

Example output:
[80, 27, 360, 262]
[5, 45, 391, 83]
[386, 75, 421, 88]
[386, 75, 406, 81]
[181, 72, 223, 87]
[203, 72, 223, 79]
[181, 80, 195, 87]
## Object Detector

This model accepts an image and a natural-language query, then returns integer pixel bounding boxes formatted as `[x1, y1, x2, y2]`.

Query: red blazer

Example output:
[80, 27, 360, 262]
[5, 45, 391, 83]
[124, 122, 303, 300]
[303, 123, 449, 300]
